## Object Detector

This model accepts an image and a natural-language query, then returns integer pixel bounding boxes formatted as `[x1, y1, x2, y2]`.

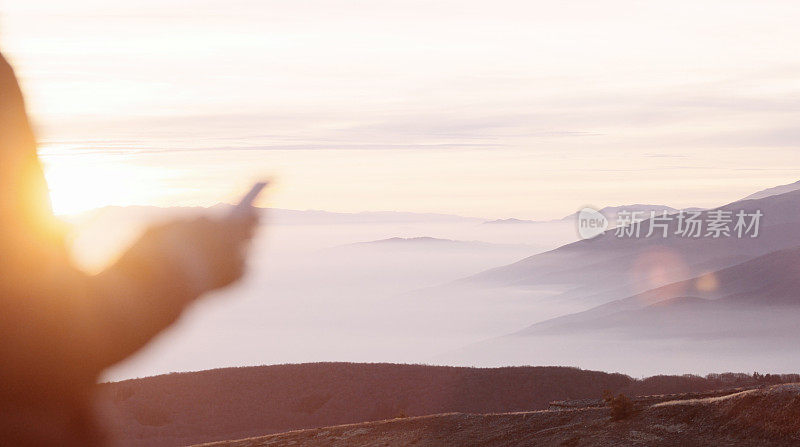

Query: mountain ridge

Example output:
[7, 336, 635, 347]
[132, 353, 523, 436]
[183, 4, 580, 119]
[457, 188, 800, 308]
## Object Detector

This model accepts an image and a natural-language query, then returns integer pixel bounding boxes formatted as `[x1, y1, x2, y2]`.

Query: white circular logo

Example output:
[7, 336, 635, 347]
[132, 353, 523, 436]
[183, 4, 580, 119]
[577, 207, 608, 240]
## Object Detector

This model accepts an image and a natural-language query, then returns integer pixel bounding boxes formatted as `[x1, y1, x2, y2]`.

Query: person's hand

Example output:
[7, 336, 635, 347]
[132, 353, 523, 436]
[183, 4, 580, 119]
[177, 212, 259, 292]
[126, 210, 260, 300]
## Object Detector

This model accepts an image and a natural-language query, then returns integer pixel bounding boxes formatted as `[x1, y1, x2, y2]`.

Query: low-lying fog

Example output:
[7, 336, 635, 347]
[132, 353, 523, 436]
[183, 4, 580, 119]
[70, 207, 578, 380]
[67, 205, 800, 381]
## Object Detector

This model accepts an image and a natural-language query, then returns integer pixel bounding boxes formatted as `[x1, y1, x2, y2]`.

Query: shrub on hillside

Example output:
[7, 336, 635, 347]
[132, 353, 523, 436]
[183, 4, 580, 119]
[602, 390, 635, 421]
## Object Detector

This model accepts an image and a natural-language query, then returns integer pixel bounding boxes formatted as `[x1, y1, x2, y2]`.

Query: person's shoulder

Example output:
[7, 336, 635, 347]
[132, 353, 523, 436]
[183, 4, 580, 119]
[0, 52, 12, 70]
[0, 52, 23, 96]
[0, 52, 16, 80]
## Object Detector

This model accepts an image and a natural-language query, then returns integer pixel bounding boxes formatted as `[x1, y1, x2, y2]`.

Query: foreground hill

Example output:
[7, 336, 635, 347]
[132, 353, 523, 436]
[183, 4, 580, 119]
[195, 384, 800, 447]
[99, 363, 768, 447]
[100, 363, 629, 447]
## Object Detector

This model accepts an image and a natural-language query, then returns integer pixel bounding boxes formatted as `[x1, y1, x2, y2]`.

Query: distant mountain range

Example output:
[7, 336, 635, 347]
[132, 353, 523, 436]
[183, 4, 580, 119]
[483, 205, 686, 225]
[483, 218, 541, 225]
[559, 204, 681, 222]
[480, 180, 800, 226]
[264, 209, 485, 225]
[75, 205, 485, 225]
[340, 237, 537, 251]
[461, 188, 800, 307]
[441, 183, 800, 371]
[72, 179, 798, 229]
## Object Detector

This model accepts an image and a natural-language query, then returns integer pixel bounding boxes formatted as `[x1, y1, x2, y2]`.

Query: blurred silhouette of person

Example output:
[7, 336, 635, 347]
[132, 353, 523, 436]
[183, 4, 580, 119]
[0, 53, 258, 445]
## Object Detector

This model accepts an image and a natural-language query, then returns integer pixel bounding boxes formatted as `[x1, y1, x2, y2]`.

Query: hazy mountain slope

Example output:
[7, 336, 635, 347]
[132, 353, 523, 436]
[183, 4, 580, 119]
[441, 235, 800, 372]
[518, 295, 800, 341]
[741, 179, 800, 201]
[195, 384, 800, 447]
[518, 245, 800, 334]
[460, 189, 800, 308]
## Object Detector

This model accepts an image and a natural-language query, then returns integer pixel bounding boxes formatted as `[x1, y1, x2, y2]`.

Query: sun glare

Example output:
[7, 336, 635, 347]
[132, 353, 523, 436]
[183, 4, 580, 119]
[42, 152, 165, 216]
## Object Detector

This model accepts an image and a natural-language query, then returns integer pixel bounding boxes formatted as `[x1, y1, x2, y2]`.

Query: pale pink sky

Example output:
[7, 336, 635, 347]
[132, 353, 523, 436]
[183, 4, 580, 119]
[2, 0, 799, 218]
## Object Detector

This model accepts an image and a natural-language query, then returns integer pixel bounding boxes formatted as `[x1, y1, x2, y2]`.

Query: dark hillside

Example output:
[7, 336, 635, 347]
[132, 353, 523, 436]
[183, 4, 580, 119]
[100, 363, 630, 446]
[100, 363, 782, 447]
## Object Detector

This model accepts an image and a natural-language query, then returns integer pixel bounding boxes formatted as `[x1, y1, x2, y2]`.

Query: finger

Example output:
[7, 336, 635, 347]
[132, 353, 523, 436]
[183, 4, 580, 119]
[228, 211, 260, 241]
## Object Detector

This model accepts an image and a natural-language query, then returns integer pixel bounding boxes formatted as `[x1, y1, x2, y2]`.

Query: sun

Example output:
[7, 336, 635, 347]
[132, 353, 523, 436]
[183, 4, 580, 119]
[42, 152, 162, 216]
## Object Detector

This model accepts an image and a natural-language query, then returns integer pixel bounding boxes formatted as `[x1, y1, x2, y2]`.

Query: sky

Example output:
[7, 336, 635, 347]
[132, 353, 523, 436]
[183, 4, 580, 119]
[1, 0, 799, 219]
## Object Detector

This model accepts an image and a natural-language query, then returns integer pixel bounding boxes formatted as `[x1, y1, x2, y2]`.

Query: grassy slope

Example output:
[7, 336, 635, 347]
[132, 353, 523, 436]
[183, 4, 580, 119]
[100, 362, 769, 447]
[195, 384, 800, 447]
[101, 363, 632, 446]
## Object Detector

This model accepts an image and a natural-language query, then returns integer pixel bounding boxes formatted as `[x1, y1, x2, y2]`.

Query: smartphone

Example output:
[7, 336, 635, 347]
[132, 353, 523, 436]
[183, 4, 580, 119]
[230, 181, 268, 217]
